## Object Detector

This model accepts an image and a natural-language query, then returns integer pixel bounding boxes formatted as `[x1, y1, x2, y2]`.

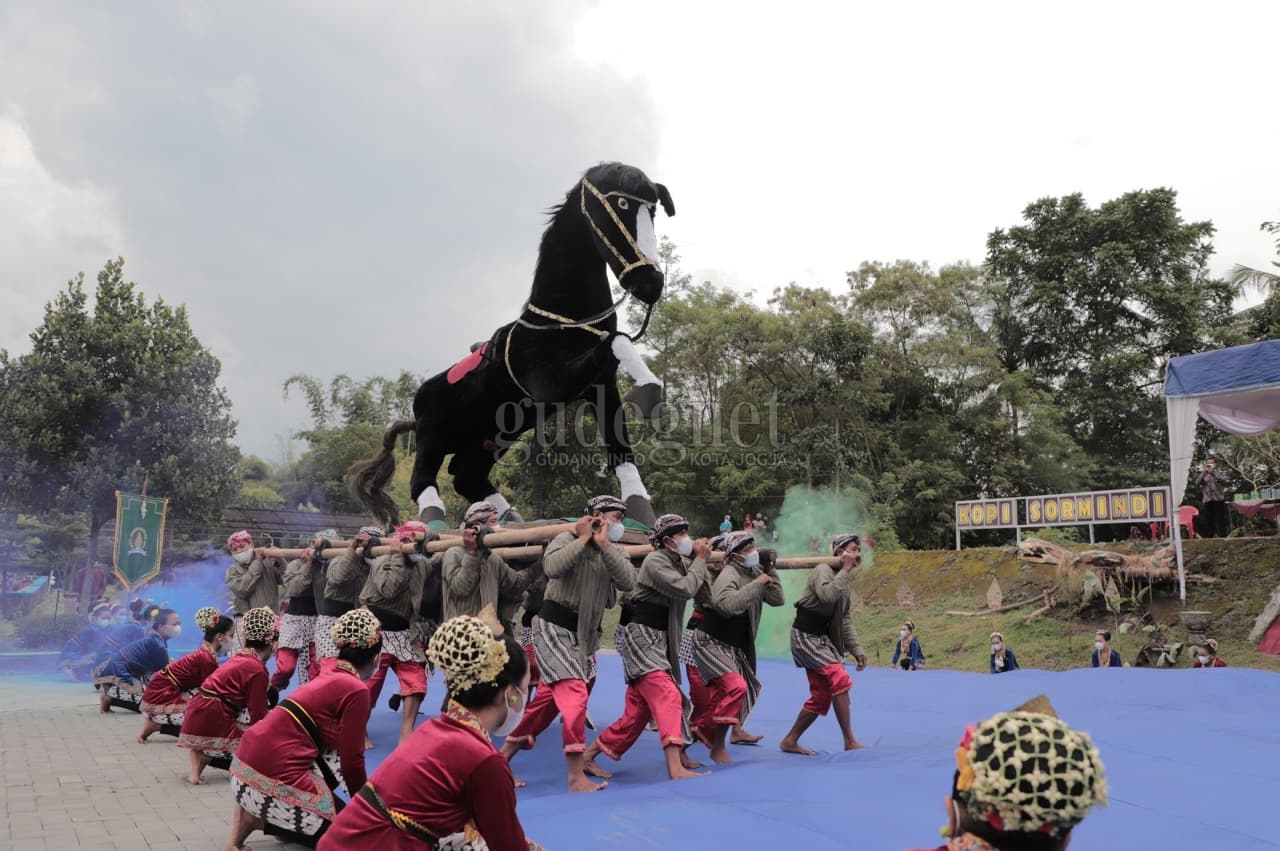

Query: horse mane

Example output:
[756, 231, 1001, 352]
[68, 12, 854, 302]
[347, 418, 416, 528]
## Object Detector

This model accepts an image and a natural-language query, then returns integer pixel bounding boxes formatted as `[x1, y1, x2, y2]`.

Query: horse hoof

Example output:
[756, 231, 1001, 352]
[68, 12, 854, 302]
[418, 505, 447, 528]
[624, 495, 657, 528]
[624, 382, 663, 421]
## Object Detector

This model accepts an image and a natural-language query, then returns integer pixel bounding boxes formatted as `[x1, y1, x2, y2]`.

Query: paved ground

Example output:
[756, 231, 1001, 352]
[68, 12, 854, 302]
[0, 672, 295, 851]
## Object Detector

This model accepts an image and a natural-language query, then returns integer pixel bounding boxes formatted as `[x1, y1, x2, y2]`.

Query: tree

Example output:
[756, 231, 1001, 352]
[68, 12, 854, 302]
[0, 259, 241, 564]
[985, 189, 1237, 487]
[279, 371, 420, 513]
[1230, 220, 1280, 295]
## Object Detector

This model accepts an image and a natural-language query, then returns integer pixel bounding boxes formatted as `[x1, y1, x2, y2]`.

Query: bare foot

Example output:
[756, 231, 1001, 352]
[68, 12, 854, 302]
[582, 756, 613, 779]
[187, 774, 207, 786]
[668, 766, 710, 780]
[137, 735, 150, 744]
[709, 745, 733, 765]
[680, 752, 703, 770]
[731, 731, 763, 745]
[99, 694, 112, 714]
[779, 738, 816, 756]
[512, 776, 527, 788]
[568, 776, 608, 793]
[844, 739, 865, 751]
[364, 738, 375, 750]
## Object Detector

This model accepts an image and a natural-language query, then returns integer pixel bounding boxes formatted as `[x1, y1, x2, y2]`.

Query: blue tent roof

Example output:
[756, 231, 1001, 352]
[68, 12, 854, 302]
[1164, 338, 1280, 397]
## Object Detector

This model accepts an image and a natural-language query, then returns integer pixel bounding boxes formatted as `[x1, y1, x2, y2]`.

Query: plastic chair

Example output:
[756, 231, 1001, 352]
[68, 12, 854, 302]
[1178, 505, 1198, 539]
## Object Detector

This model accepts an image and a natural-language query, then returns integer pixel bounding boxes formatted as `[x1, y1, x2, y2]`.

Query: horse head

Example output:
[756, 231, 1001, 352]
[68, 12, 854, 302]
[578, 162, 675, 307]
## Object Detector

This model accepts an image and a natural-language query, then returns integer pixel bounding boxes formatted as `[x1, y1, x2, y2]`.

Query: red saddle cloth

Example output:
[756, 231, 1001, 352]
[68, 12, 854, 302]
[446, 342, 489, 385]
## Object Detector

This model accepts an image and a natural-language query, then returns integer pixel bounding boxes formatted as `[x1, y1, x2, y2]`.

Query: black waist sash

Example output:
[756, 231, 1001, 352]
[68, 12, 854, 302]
[321, 599, 354, 617]
[279, 698, 344, 806]
[686, 609, 704, 631]
[792, 606, 832, 637]
[630, 600, 669, 631]
[367, 606, 410, 632]
[538, 599, 579, 633]
[357, 782, 439, 845]
[197, 686, 242, 715]
[698, 610, 752, 652]
[287, 595, 318, 617]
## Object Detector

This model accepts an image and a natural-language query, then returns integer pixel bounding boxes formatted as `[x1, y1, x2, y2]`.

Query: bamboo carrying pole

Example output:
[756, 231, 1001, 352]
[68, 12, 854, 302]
[257, 532, 842, 570]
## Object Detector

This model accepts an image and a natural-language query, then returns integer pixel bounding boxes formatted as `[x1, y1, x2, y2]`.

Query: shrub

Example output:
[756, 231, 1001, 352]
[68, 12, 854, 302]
[14, 612, 81, 649]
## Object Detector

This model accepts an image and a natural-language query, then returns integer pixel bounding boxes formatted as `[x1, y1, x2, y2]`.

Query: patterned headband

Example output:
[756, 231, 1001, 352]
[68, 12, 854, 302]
[427, 615, 509, 694]
[586, 494, 627, 515]
[359, 525, 386, 538]
[227, 530, 253, 549]
[461, 501, 497, 526]
[831, 533, 860, 554]
[396, 520, 428, 541]
[648, 513, 689, 546]
[194, 606, 221, 631]
[954, 710, 1107, 836]
[722, 530, 755, 555]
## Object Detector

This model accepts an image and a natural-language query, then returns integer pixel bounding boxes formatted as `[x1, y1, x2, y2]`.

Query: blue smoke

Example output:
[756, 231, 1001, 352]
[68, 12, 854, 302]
[143, 549, 232, 653]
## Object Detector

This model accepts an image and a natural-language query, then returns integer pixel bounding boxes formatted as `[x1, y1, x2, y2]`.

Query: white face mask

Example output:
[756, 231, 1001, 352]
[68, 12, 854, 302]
[607, 521, 626, 542]
[408, 553, 425, 564]
[992, 643, 1002, 652]
[494, 688, 527, 737]
[166, 624, 181, 639]
[233, 549, 253, 565]
[1198, 655, 1211, 666]
[675, 536, 693, 557]
[900, 629, 909, 639]
[364, 557, 379, 568]
[741, 551, 760, 569]
[1094, 641, 1105, 651]
[95, 619, 112, 629]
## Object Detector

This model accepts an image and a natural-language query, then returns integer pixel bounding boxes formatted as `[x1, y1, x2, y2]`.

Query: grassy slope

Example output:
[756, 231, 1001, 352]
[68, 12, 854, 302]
[600, 538, 1280, 672]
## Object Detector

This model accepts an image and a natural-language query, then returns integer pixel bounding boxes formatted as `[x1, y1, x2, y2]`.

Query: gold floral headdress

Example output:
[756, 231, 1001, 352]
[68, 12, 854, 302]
[427, 610, 508, 694]
[953, 705, 1107, 837]
[331, 609, 383, 650]
[194, 607, 221, 631]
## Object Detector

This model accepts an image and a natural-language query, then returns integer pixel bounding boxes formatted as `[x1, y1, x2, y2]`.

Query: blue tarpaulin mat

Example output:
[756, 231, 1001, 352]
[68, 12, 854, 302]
[361, 655, 1280, 851]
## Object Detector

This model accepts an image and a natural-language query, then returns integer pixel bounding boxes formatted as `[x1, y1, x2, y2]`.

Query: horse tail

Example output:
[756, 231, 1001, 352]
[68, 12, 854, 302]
[348, 418, 416, 528]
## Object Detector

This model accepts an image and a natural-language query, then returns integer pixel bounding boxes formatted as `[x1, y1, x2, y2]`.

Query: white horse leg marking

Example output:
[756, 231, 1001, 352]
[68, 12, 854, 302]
[611, 335, 662, 389]
[417, 486, 445, 515]
[615, 462, 649, 501]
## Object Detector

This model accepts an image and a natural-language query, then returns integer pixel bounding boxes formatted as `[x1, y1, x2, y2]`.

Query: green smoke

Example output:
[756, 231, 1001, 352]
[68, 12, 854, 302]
[756, 484, 872, 658]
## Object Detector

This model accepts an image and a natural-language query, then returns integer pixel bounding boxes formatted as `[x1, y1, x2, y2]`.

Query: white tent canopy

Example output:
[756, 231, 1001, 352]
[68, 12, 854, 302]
[1164, 338, 1280, 600]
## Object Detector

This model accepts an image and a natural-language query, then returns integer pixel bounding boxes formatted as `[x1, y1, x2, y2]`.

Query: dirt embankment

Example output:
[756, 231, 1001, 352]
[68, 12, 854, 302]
[839, 538, 1280, 672]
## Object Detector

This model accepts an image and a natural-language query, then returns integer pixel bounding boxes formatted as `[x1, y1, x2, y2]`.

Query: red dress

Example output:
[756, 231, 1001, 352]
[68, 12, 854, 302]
[177, 652, 269, 756]
[140, 644, 219, 720]
[231, 663, 371, 818]
[318, 703, 542, 851]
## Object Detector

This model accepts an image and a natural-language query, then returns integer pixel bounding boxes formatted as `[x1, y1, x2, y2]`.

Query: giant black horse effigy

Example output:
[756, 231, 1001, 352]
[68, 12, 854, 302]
[350, 162, 674, 529]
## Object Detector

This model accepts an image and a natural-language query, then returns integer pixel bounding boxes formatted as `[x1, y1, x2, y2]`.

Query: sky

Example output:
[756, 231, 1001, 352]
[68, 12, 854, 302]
[2, 1, 1278, 462]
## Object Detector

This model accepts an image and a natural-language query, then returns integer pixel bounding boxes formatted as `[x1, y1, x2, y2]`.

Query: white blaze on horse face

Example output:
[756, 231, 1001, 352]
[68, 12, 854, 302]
[615, 462, 649, 501]
[417, 486, 446, 514]
[635, 206, 659, 263]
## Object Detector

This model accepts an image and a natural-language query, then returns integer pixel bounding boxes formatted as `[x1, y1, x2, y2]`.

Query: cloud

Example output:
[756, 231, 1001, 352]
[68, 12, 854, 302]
[0, 1, 665, 457]
[0, 109, 126, 352]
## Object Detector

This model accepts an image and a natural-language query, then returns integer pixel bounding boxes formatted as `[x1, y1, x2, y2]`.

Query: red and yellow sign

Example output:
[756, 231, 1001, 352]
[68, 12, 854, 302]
[955, 499, 1018, 529]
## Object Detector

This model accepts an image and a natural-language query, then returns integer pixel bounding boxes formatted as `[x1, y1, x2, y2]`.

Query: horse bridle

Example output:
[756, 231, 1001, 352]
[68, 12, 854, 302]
[516, 177, 660, 342]
[504, 178, 661, 397]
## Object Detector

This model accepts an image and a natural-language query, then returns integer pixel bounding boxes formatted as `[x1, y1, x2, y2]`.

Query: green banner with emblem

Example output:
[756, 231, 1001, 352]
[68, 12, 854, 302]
[112, 491, 169, 591]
